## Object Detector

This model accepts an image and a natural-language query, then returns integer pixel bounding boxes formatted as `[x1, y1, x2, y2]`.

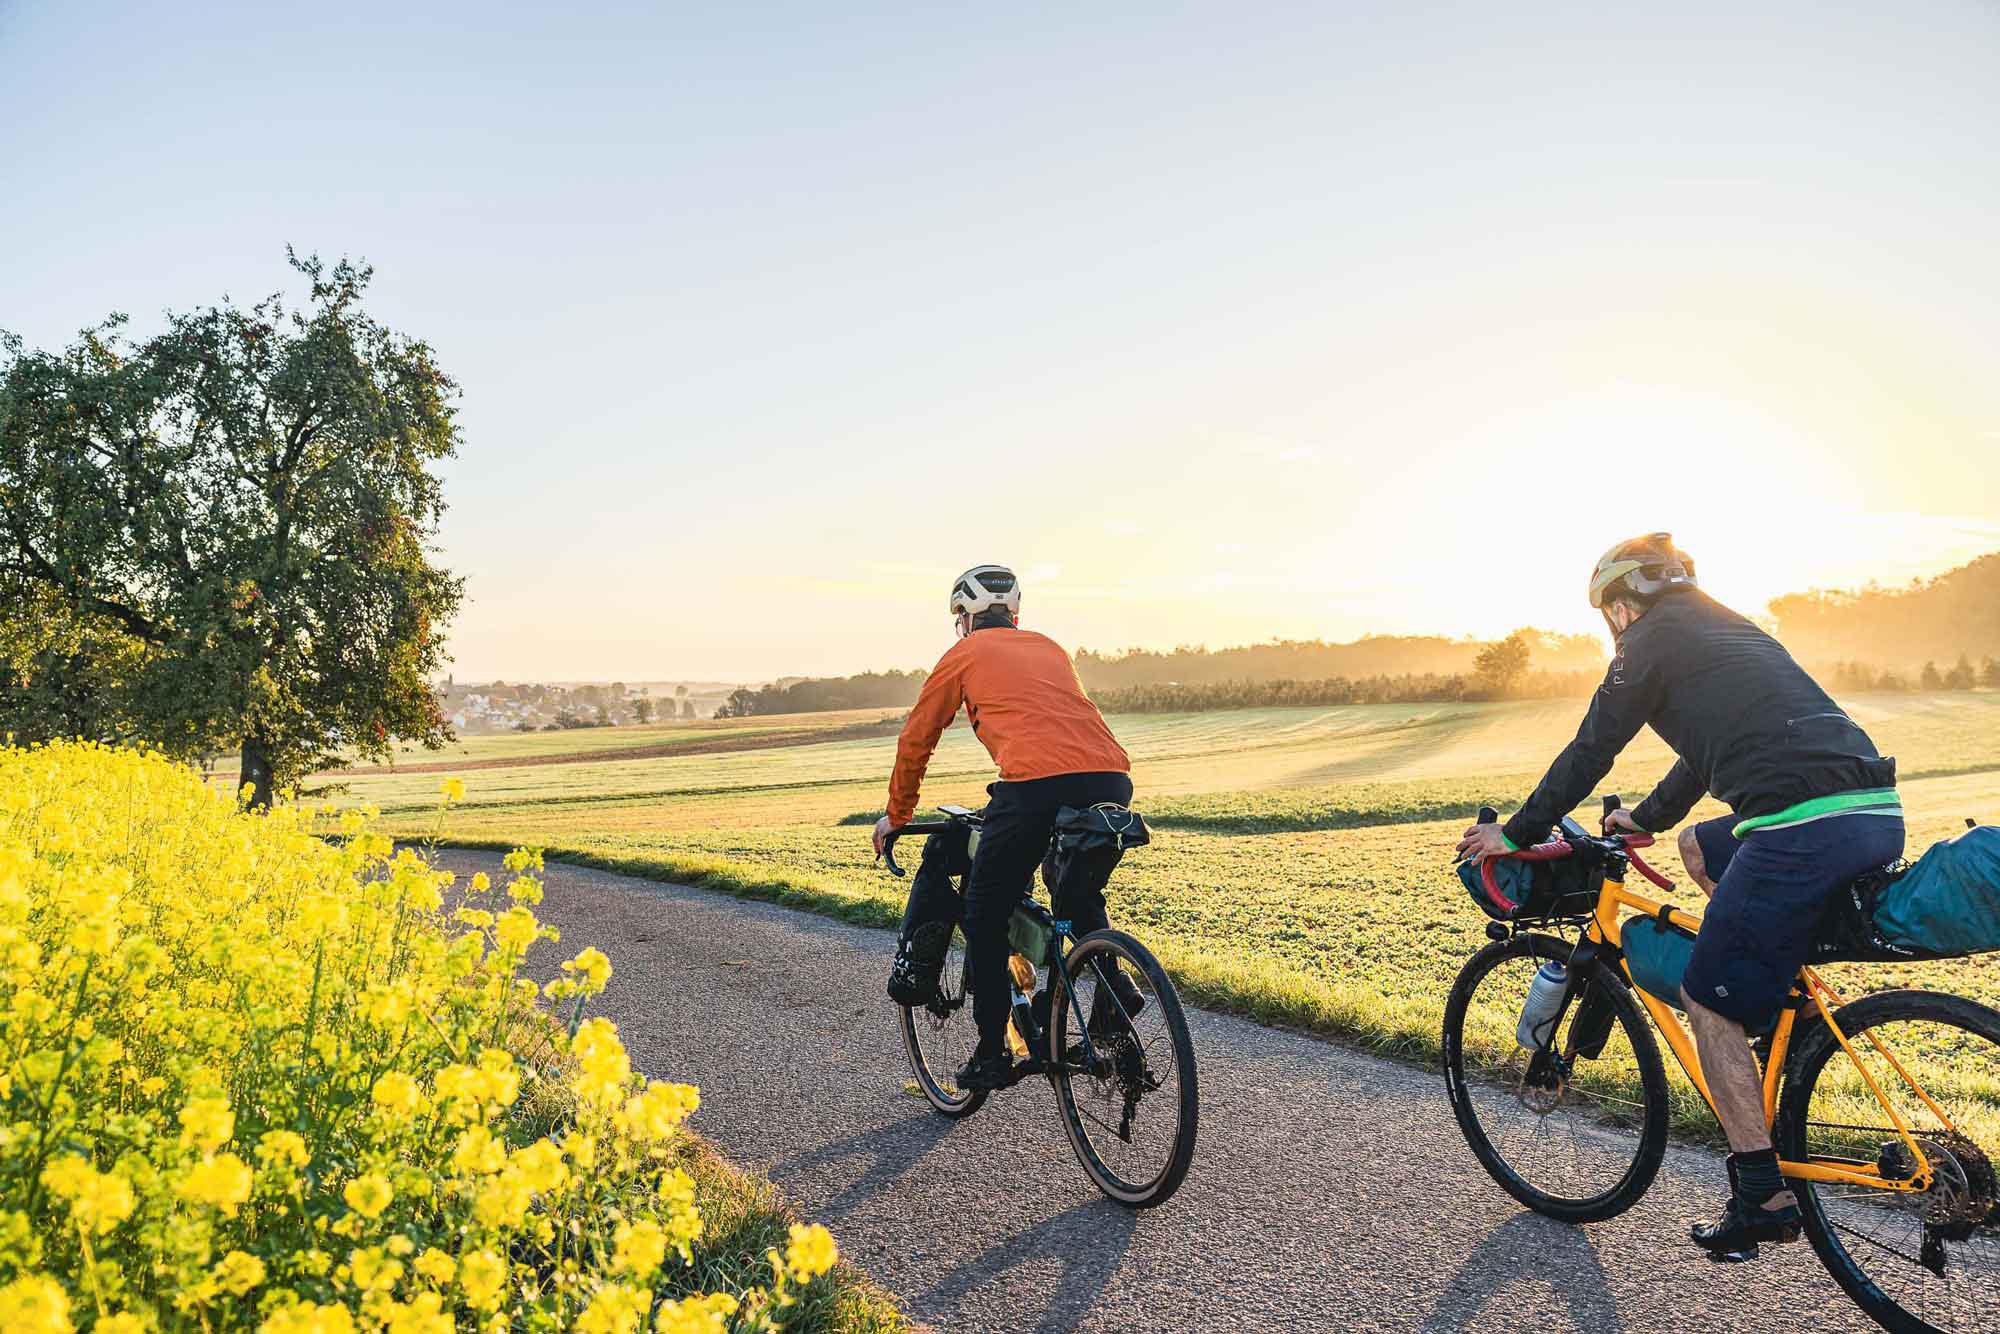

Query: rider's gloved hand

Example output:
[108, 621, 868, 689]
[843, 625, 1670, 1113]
[1455, 821, 1512, 863]
[1602, 807, 1645, 837]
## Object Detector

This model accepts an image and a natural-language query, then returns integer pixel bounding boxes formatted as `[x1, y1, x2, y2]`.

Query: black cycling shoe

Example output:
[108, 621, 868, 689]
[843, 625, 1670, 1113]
[955, 1049, 1016, 1092]
[1691, 1194, 1803, 1262]
[1105, 965, 1146, 1021]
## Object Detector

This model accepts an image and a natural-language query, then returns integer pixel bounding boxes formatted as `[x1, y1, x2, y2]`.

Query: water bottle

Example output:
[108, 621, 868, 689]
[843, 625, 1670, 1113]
[1516, 961, 1568, 1050]
[1006, 953, 1039, 1056]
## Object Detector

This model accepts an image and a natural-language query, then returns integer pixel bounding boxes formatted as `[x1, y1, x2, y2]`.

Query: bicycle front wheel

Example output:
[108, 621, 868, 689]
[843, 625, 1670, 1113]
[1048, 930, 1197, 1208]
[1442, 932, 1669, 1223]
[1776, 989, 2000, 1334]
[899, 927, 987, 1118]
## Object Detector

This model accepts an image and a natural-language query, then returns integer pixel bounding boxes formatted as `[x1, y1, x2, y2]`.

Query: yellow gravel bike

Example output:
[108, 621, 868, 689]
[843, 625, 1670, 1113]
[1442, 799, 1999, 1333]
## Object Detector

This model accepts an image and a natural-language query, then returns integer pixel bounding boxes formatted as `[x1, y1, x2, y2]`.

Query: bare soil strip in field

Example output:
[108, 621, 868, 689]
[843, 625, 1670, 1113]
[316, 718, 904, 778]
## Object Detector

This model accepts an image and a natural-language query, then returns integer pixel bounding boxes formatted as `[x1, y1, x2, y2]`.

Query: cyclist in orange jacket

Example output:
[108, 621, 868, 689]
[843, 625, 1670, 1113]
[873, 564, 1136, 1091]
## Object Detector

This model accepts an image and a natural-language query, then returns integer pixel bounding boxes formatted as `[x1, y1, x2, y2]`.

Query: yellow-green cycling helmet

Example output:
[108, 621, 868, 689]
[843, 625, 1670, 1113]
[1589, 533, 1698, 609]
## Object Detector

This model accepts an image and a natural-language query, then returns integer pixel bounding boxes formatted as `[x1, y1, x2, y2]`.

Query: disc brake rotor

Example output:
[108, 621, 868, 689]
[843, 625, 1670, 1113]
[1879, 1132, 1998, 1238]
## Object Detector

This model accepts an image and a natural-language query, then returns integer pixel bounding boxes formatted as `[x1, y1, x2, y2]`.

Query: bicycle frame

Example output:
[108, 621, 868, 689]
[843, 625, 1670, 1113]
[1580, 865, 1944, 1196]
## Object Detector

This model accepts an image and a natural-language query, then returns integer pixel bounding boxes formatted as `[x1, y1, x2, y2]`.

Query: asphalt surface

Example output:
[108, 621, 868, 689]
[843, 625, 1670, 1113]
[438, 849, 1889, 1334]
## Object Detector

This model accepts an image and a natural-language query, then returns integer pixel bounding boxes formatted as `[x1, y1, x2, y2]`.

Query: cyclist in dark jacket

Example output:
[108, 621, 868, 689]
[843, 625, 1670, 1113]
[1456, 534, 1903, 1262]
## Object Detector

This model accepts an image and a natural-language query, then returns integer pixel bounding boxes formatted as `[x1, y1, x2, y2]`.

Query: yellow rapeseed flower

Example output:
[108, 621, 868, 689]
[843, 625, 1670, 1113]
[439, 778, 466, 805]
[371, 1071, 425, 1119]
[561, 946, 613, 994]
[343, 1172, 394, 1219]
[784, 1223, 838, 1281]
[450, 1125, 505, 1176]
[413, 1248, 456, 1285]
[178, 1153, 254, 1216]
[0, 1273, 72, 1333]
[574, 1282, 648, 1334]
[622, 1080, 700, 1142]
[258, 1129, 310, 1170]
[179, 1094, 235, 1152]
[215, 1249, 268, 1296]
[259, 1300, 359, 1334]
[652, 1292, 738, 1334]
[613, 1218, 669, 1278]
[40, 1156, 134, 1235]
[458, 1249, 506, 1310]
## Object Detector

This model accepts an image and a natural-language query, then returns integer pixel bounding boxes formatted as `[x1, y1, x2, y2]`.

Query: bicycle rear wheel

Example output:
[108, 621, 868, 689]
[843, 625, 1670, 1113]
[899, 928, 987, 1118]
[1048, 930, 1197, 1208]
[1442, 932, 1669, 1223]
[1776, 989, 2000, 1334]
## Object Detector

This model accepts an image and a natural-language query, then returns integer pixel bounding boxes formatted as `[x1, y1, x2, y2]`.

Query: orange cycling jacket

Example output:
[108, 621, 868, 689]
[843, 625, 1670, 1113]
[884, 626, 1130, 827]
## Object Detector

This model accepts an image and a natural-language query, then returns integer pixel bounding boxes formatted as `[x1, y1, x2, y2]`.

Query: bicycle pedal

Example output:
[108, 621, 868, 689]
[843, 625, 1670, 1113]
[1004, 1056, 1045, 1087]
[1705, 1243, 1760, 1264]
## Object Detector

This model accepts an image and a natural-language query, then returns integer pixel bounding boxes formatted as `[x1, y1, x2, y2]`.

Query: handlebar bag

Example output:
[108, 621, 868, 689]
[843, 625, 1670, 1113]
[1622, 916, 1698, 1008]
[1867, 825, 2000, 957]
[1457, 851, 1598, 922]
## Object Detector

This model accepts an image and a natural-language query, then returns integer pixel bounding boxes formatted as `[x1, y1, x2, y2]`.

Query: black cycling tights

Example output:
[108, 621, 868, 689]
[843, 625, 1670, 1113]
[962, 770, 1134, 1053]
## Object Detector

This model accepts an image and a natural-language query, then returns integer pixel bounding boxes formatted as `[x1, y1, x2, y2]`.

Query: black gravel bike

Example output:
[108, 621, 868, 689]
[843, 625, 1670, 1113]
[880, 806, 1198, 1208]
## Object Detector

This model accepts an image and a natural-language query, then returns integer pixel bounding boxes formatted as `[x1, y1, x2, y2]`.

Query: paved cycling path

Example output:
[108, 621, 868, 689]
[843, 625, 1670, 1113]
[439, 850, 1882, 1334]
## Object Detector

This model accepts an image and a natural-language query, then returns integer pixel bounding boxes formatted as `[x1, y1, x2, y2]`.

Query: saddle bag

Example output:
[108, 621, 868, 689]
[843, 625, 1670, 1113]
[1048, 803, 1151, 906]
[1866, 825, 2000, 958]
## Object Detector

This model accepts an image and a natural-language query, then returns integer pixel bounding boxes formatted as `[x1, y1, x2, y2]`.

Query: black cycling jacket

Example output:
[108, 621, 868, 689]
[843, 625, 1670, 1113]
[1502, 588, 1896, 849]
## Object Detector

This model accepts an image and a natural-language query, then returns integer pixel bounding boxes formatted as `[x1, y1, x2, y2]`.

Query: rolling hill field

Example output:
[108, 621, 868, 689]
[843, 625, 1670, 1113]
[334, 691, 2000, 1108]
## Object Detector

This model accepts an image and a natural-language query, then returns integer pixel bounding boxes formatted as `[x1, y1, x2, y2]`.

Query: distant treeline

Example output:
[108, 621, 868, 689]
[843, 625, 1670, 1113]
[1072, 630, 1605, 691]
[709, 628, 1603, 718]
[1774, 552, 2000, 670]
[714, 668, 926, 718]
[1088, 669, 1602, 714]
[1823, 657, 2000, 694]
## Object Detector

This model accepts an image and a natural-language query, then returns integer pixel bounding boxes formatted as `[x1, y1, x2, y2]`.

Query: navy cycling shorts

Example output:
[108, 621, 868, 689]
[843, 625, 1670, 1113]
[1682, 812, 1905, 1028]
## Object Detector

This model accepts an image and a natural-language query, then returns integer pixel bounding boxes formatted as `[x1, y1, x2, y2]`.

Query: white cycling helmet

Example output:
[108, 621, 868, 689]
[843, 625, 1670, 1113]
[949, 565, 1021, 620]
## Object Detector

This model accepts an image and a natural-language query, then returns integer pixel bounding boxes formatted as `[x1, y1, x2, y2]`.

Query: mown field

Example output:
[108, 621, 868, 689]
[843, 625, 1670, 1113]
[337, 693, 2000, 1130]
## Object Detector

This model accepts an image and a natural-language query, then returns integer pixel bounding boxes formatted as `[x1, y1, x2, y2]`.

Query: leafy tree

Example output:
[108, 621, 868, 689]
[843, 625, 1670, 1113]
[674, 684, 688, 699]
[1985, 657, 2000, 690]
[631, 697, 655, 724]
[1473, 631, 1533, 698]
[0, 253, 463, 805]
[1945, 654, 1977, 691]
[1921, 661, 1944, 691]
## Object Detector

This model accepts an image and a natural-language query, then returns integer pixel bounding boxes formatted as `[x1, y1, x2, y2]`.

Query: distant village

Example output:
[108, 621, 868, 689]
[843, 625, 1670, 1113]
[432, 679, 738, 734]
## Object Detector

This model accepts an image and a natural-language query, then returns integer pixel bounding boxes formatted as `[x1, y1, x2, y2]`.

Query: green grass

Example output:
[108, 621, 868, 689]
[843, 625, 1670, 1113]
[345, 692, 2000, 1145]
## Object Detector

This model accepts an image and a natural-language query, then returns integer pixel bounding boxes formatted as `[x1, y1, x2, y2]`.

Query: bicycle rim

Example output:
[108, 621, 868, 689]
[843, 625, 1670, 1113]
[1441, 932, 1668, 1223]
[1049, 930, 1197, 1208]
[899, 929, 986, 1118]
[1778, 989, 2000, 1334]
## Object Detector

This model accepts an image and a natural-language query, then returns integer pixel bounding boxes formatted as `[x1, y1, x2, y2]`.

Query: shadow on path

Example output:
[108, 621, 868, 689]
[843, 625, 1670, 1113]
[1422, 1210, 1625, 1332]
[922, 1200, 1139, 1334]
[772, 1109, 960, 1222]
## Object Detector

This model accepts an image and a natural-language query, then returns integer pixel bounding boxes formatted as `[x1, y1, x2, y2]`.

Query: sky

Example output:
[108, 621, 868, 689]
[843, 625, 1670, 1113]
[5, 2, 1998, 682]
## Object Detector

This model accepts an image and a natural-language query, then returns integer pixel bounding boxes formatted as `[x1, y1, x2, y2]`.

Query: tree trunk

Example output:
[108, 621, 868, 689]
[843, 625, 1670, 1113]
[239, 732, 276, 810]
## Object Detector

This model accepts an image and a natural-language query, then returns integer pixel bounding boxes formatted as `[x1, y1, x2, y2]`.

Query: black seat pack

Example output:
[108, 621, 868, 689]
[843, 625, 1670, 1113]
[1046, 803, 1150, 908]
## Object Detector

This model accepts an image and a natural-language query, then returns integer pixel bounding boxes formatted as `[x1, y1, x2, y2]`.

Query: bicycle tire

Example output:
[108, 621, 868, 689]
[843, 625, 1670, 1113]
[1048, 929, 1198, 1208]
[899, 935, 987, 1119]
[1442, 932, 1669, 1223]
[1776, 988, 2000, 1334]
